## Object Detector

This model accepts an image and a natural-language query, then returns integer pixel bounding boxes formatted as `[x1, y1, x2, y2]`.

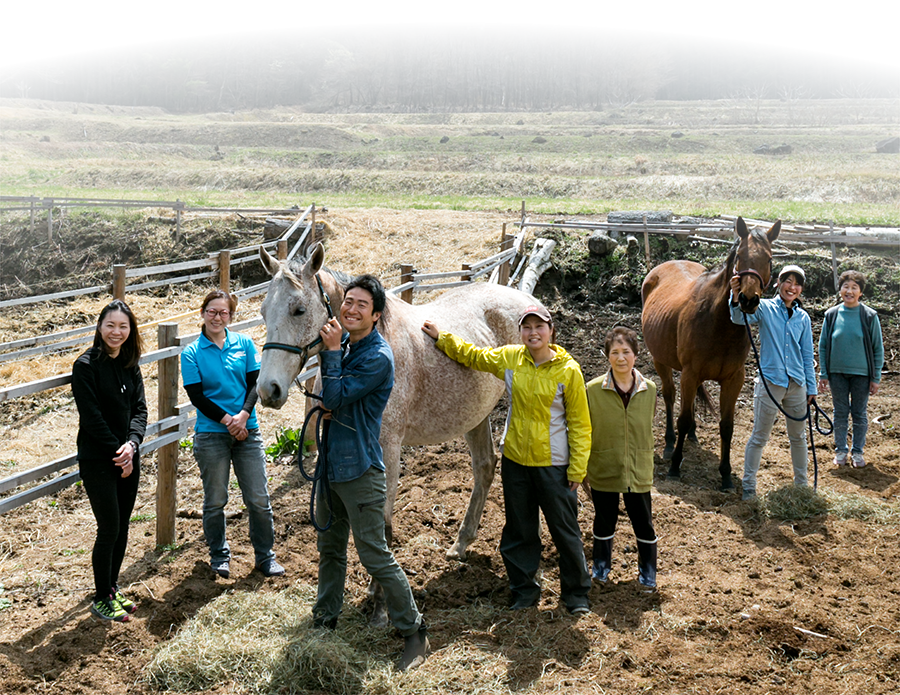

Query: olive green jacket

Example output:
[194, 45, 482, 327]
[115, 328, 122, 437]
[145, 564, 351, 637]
[586, 368, 657, 493]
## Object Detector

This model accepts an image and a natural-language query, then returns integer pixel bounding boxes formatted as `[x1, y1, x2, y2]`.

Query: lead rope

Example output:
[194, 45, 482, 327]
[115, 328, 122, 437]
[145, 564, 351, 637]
[742, 313, 833, 490]
[295, 391, 333, 532]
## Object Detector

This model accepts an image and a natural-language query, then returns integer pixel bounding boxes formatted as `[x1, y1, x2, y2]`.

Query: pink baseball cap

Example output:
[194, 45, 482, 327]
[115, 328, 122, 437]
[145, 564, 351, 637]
[518, 305, 552, 326]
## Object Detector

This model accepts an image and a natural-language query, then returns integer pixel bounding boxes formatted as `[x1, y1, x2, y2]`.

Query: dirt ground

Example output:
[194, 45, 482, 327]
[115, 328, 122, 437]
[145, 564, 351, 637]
[1, 210, 899, 694]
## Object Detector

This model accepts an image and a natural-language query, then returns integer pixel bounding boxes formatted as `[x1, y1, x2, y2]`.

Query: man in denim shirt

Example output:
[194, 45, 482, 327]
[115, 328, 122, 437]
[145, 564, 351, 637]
[729, 265, 817, 501]
[312, 274, 428, 671]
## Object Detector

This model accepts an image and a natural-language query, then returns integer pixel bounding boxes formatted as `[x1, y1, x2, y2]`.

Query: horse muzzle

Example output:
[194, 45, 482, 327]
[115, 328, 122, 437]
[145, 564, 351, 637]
[738, 292, 761, 314]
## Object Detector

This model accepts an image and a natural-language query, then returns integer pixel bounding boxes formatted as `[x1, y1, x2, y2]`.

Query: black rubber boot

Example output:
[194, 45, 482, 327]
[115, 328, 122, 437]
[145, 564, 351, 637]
[591, 536, 613, 583]
[637, 540, 658, 590]
[397, 626, 430, 671]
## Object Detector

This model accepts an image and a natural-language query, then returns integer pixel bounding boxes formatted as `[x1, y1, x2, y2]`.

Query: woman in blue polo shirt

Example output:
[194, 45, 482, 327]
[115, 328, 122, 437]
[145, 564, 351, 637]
[181, 290, 283, 579]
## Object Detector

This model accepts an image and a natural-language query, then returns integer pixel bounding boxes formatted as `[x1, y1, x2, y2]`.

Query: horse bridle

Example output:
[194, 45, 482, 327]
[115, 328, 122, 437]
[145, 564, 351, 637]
[262, 273, 335, 362]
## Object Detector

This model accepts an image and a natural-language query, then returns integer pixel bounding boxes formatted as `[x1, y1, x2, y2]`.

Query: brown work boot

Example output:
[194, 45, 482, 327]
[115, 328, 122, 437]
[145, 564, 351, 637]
[397, 626, 430, 671]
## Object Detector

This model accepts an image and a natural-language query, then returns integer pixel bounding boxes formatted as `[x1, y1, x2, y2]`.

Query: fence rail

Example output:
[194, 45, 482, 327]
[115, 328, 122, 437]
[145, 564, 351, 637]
[0, 218, 522, 543]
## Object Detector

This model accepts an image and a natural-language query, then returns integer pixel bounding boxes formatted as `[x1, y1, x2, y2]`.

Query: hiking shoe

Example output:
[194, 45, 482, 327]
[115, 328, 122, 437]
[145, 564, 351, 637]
[113, 587, 137, 614]
[510, 595, 539, 611]
[742, 488, 756, 501]
[568, 605, 591, 616]
[397, 627, 430, 671]
[210, 559, 230, 579]
[91, 595, 130, 622]
[834, 451, 848, 466]
[257, 559, 285, 577]
[851, 452, 866, 468]
[312, 616, 338, 631]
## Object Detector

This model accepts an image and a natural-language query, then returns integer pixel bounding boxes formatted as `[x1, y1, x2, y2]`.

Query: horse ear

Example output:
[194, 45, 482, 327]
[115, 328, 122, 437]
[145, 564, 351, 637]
[767, 220, 782, 243]
[735, 217, 749, 239]
[259, 245, 280, 277]
[301, 242, 326, 277]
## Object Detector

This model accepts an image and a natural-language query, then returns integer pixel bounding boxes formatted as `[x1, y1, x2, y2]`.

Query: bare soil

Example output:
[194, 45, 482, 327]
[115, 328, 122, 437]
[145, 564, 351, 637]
[1, 209, 899, 694]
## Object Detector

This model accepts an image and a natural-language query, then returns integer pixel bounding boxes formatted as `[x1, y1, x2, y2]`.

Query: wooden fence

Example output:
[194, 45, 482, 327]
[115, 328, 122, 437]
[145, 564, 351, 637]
[0, 220, 525, 550]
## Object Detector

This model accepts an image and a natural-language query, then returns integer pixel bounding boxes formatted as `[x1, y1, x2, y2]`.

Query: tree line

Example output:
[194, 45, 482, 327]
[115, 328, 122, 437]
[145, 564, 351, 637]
[4, 29, 896, 112]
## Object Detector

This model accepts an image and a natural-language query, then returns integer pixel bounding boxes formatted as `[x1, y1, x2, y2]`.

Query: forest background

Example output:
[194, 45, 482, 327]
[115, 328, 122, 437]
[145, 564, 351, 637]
[0, 22, 900, 112]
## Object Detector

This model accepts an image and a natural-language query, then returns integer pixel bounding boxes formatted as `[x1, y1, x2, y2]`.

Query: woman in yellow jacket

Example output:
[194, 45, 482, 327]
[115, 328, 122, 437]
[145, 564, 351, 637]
[422, 305, 592, 614]
[586, 326, 658, 590]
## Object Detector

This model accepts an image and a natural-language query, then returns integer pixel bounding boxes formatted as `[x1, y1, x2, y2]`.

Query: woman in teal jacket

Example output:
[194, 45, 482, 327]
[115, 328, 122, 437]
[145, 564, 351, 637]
[586, 326, 658, 590]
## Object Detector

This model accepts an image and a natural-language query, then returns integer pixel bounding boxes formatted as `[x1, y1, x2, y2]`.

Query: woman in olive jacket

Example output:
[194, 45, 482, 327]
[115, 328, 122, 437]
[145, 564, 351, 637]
[586, 326, 658, 590]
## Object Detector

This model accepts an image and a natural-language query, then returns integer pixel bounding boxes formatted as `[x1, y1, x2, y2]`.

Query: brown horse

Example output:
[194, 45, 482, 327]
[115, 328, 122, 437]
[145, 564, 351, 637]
[641, 217, 780, 490]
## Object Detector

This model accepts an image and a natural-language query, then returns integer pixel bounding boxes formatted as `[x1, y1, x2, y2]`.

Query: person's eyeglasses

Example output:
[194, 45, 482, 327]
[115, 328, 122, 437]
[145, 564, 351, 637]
[205, 309, 230, 318]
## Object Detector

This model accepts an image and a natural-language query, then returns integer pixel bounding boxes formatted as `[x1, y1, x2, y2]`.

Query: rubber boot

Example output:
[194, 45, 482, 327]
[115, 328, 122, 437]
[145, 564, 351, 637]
[591, 536, 613, 583]
[637, 540, 657, 590]
[397, 626, 430, 671]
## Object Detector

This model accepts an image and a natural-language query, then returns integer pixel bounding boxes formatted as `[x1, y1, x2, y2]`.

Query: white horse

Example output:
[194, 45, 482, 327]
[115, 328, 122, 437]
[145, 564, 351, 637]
[257, 243, 535, 623]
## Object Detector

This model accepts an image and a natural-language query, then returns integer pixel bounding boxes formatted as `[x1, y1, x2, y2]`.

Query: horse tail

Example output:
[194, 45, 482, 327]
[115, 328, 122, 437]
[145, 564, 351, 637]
[696, 383, 715, 413]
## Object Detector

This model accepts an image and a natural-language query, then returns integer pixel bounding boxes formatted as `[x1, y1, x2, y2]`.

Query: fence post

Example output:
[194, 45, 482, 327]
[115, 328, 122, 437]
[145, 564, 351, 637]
[498, 223, 513, 286]
[642, 214, 651, 269]
[830, 220, 839, 291]
[218, 250, 231, 291]
[46, 199, 53, 241]
[112, 264, 127, 301]
[29, 199, 35, 236]
[174, 200, 183, 242]
[276, 239, 288, 260]
[461, 263, 472, 283]
[400, 264, 415, 303]
[156, 322, 179, 548]
[311, 204, 317, 243]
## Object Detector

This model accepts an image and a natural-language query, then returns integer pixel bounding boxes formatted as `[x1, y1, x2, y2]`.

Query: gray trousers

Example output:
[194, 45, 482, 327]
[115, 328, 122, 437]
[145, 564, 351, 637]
[743, 377, 809, 494]
[313, 467, 422, 636]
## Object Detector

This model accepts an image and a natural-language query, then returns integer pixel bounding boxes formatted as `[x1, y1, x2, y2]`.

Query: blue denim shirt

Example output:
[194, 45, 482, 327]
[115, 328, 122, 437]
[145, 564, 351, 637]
[319, 328, 394, 483]
[730, 296, 817, 395]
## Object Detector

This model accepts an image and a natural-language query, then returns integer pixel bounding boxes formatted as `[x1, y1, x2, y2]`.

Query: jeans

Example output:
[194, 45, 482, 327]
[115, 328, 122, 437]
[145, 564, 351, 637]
[313, 467, 422, 636]
[81, 458, 140, 600]
[829, 373, 870, 454]
[499, 456, 591, 611]
[193, 429, 276, 567]
[743, 377, 809, 494]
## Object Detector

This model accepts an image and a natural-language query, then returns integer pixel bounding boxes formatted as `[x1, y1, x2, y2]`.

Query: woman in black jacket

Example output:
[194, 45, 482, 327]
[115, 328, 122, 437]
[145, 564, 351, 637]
[72, 300, 147, 622]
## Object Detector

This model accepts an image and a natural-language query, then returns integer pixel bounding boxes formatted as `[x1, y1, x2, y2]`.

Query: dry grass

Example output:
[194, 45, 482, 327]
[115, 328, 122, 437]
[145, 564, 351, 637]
[144, 587, 597, 695]
[760, 485, 900, 524]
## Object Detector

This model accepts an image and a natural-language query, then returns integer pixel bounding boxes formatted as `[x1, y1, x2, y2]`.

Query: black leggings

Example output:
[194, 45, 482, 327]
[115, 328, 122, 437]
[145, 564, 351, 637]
[81, 460, 140, 601]
[591, 489, 656, 543]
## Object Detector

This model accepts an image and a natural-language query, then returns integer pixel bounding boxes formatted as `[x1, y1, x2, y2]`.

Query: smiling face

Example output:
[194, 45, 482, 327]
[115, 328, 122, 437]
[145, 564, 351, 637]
[839, 279, 862, 308]
[202, 297, 232, 337]
[778, 273, 804, 308]
[99, 310, 131, 358]
[607, 337, 636, 381]
[519, 315, 552, 356]
[340, 287, 381, 341]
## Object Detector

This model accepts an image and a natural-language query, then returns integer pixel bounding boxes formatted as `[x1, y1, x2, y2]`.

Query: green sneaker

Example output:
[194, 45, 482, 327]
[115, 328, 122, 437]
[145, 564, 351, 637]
[113, 588, 137, 614]
[91, 594, 130, 622]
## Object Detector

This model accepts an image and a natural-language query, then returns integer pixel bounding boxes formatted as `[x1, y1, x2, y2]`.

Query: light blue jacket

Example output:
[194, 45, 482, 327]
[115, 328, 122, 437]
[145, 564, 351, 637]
[730, 296, 817, 395]
[319, 328, 394, 483]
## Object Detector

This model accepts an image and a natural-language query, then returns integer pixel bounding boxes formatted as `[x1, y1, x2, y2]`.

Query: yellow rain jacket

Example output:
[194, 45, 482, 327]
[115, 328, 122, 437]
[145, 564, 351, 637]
[434, 333, 592, 483]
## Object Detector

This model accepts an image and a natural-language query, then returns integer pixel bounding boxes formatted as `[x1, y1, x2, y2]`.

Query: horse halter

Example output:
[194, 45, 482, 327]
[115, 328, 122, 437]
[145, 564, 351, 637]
[262, 273, 335, 360]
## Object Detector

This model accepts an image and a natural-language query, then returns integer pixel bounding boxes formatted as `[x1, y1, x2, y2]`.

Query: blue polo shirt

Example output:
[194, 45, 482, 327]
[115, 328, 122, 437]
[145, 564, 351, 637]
[181, 328, 261, 433]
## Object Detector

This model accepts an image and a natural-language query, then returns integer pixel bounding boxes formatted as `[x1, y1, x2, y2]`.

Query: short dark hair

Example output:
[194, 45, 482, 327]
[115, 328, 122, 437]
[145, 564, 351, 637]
[201, 289, 237, 315]
[604, 326, 639, 356]
[838, 270, 867, 294]
[93, 299, 143, 368]
[345, 274, 386, 315]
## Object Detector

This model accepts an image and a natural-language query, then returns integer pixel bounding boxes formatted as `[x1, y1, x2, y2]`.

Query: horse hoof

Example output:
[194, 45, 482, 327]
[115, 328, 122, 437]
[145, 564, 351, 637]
[662, 448, 674, 461]
[446, 545, 467, 563]
[720, 480, 735, 492]
[688, 435, 700, 445]
[666, 472, 681, 481]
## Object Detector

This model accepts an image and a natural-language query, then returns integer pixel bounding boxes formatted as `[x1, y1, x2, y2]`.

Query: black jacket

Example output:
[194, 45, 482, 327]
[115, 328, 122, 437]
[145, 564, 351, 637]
[72, 347, 147, 468]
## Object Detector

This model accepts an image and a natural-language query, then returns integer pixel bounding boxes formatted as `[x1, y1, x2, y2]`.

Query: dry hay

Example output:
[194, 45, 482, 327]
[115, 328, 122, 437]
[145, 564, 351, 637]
[144, 586, 590, 695]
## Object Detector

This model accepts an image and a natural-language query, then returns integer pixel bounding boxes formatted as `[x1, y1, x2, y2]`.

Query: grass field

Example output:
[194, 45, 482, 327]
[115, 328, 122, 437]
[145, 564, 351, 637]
[1, 97, 898, 225]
